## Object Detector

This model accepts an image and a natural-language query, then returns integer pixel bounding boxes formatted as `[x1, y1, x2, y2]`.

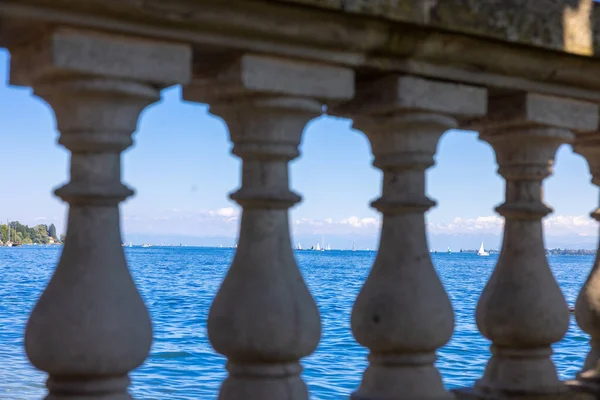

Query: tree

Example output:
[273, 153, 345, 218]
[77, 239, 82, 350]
[33, 225, 49, 244]
[0, 221, 62, 244]
[60, 234, 66, 243]
[48, 223, 57, 240]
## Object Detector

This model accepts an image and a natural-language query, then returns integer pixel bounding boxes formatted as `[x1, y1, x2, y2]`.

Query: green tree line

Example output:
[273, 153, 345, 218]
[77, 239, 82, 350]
[1, 221, 60, 244]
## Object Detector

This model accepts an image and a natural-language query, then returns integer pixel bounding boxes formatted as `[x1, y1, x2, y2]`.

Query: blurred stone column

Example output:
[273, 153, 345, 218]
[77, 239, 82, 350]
[183, 54, 354, 400]
[570, 127, 600, 395]
[467, 93, 598, 397]
[336, 75, 487, 400]
[9, 28, 191, 399]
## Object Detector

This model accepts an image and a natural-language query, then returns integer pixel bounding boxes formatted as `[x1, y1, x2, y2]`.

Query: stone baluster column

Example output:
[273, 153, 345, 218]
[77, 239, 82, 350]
[470, 93, 598, 395]
[9, 29, 191, 399]
[572, 130, 600, 392]
[337, 75, 487, 400]
[183, 54, 354, 399]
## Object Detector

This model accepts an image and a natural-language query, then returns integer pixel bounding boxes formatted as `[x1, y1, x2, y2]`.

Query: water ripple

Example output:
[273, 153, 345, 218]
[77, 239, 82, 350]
[0, 248, 592, 399]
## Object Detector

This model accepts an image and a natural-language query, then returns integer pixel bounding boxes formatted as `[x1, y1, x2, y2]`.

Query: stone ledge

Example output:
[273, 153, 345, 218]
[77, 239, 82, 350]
[5, 0, 600, 103]
[267, 0, 598, 56]
[565, 377, 600, 397]
[453, 387, 595, 400]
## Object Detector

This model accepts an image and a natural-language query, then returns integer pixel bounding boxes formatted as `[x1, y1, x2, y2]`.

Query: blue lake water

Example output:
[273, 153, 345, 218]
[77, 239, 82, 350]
[0, 246, 593, 399]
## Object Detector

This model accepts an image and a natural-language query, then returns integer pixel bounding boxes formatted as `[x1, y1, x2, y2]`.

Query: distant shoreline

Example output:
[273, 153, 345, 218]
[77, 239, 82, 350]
[108, 245, 598, 256]
[434, 248, 597, 256]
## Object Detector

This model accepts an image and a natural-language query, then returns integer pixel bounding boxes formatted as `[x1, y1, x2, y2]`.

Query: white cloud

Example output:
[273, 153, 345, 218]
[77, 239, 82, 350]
[428, 216, 504, 235]
[291, 216, 381, 235]
[122, 205, 599, 240]
[340, 216, 379, 228]
[428, 215, 598, 237]
[544, 215, 597, 236]
[210, 207, 238, 219]
[122, 206, 241, 237]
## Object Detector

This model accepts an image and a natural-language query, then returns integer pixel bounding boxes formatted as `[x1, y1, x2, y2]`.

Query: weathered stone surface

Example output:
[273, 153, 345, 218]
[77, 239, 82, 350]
[209, 98, 322, 400]
[11, 28, 192, 400]
[571, 131, 600, 391]
[275, 0, 342, 8]
[574, 132, 600, 185]
[466, 93, 599, 134]
[269, 0, 596, 56]
[351, 112, 456, 400]
[336, 75, 487, 118]
[184, 56, 354, 400]
[185, 54, 354, 104]
[10, 27, 191, 87]
[454, 386, 595, 400]
[567, 377, 600, 397]
[4, 0, 600, 103]
[344, 76, 487, 400]
[430, 0, 574, 51]
[473, 98, 575, 394]
[340, 0, 421, 21]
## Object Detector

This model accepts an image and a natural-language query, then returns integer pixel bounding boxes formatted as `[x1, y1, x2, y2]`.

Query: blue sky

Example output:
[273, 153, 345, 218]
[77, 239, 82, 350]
[0, 48, 598, 249]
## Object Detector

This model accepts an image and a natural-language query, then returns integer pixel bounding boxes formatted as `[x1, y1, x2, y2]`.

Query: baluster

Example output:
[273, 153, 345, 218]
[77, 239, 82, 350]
[9, 29, 191, 399]
[183, 54, 354, 399]
[339, 75, 487, 400]
[571, 130, 600, 393]
[471, 93, 598, 395]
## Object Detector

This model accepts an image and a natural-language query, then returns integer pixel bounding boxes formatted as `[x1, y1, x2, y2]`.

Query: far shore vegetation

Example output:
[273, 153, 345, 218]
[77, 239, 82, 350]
[1, 221, 62, 245]
[450, 248, 596, 256]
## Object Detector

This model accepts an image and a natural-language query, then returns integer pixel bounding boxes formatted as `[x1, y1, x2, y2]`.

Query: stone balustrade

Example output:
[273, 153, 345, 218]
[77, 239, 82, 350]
[3, 1, 600, 399]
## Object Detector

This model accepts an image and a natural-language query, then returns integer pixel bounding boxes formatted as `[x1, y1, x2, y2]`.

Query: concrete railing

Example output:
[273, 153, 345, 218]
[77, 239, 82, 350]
[2, 1, 600, 399]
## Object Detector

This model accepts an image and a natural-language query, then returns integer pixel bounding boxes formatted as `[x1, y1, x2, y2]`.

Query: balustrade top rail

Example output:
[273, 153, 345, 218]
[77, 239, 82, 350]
[270, 0, 598, 55]
[3, 0, 600, 103]
[7, 0, 596, 55]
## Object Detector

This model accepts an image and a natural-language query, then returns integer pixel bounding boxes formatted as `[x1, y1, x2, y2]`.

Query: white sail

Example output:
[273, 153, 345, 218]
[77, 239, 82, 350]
[315, 242, 321, 251]
[6, 218, 12, 247]
[477, 241, 490, 256]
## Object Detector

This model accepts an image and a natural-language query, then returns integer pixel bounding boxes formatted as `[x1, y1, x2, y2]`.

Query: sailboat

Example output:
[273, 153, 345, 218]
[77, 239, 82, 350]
[296, 243, 302, 250]
[447, 246, 451, 254]
[477, 241, 490, 257]
[315, 242, 321, 251]
[5, 219, 12, 247]
[352, 241, 356, 252]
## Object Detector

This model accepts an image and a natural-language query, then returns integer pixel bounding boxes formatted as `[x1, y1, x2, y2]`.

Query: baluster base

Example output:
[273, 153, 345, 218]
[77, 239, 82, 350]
[476, 347, 565, 394]
[47, 395, 132, 400]
[352, 353, 453, 400]
[566, 359, 600, 398]
[455, 387, 593, 400]
[45, 375, 132, 400]
[566, 380, 600, 397]
[219, 362, 308, 400]
[564, 343, 600, 390]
